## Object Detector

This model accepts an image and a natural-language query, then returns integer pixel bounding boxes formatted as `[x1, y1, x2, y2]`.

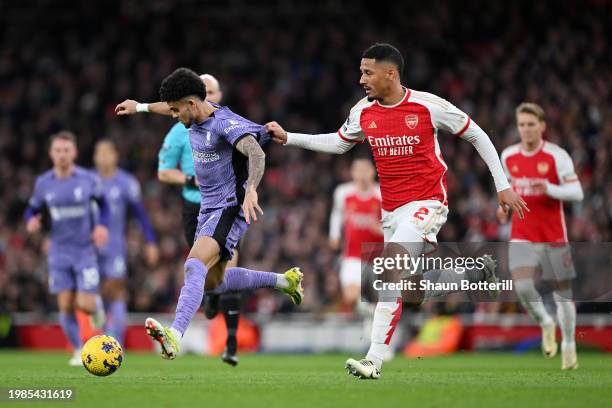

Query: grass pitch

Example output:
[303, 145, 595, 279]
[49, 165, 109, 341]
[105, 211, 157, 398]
[1, 351, 610, 408]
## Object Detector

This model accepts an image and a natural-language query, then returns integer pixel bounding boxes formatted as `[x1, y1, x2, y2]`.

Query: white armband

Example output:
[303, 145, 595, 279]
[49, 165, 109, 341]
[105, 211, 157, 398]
[136, 103, 150, 113]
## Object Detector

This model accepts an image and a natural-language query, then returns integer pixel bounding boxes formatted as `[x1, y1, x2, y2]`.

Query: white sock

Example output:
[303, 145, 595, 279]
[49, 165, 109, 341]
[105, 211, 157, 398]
[553, 289, 576, 349]
[356, 302, 376, 344]
[365, 296, 402, 370]
[514, 279, 554, 327]
[170, 327, 183, 342]
[275, 274, 289, 289]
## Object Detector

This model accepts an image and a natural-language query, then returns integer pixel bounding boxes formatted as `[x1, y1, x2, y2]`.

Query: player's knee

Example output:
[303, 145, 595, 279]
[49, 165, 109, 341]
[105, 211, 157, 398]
[342, 285, 360, 305]
[57, 302, 75, 314]
[102, 279, 125, 300]
[76, 296, 96, 314]
[56, 291, 75, 313]
[402, 274, 424, 305]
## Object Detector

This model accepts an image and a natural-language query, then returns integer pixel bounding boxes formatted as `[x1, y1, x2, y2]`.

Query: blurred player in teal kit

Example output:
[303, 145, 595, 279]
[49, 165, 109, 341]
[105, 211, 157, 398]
[93, 139, 159, 346]
[157, 74, 243, 365]
[25, 131, 109, 365]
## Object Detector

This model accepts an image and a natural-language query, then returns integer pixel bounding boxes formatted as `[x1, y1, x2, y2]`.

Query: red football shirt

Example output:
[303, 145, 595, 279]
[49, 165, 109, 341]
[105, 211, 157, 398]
[337, 89, 471, 211]
[329, 182, 383, 259]
[501, 140, 578, 243]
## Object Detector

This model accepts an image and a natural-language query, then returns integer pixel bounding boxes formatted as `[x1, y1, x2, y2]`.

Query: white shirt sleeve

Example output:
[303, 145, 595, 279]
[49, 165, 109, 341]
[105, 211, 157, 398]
[329, 184, 350, 240]
[412, 92, 509, 192]
[500, 148, 513, 181]
[459, 121, 510, 192]
[547, 147, 583, 202]
[554, 147, 579, 183]
[284, 98, 370, 154]
[546, 182, 584, 202]
[338, 98, 369, 142]
[285, 132, 355, 154]
[413, 91, 470, 135]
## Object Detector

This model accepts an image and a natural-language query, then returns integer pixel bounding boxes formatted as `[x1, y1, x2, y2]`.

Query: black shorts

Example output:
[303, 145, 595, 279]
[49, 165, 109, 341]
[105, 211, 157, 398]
[182, 200, 200, 247]
[182, 200, 242, 252]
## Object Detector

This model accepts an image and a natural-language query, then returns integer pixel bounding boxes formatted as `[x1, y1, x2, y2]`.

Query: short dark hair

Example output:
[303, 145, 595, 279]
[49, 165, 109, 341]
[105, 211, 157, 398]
[159, 67, 206, 102]
[362, 43, 404, 76]
[95, 138, 117, 151]
[49, 130, 77, 146]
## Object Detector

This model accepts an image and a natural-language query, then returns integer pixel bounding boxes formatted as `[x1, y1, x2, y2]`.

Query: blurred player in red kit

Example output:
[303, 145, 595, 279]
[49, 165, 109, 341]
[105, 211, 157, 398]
[499, 102, 583, 370]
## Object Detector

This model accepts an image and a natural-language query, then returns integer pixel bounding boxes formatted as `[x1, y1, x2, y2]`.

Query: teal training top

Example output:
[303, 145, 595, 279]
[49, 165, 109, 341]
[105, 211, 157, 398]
[158, 122, 200, 204]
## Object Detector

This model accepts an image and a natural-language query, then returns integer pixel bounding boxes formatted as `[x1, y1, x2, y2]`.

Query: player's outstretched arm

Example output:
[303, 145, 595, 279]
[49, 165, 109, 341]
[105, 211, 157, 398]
[115, 99, 172, 116]
[25, 179, 45, 233]
[458, 120, 529, 219]
[158, 169, 197, 186]
[235, 135, 265, 224]
[532, 180, 584, 202]
[265, 121, 355, 154]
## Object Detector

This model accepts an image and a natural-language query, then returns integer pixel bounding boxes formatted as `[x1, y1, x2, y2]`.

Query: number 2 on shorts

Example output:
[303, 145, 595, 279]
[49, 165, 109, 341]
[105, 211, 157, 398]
[414, 207, 429, 221]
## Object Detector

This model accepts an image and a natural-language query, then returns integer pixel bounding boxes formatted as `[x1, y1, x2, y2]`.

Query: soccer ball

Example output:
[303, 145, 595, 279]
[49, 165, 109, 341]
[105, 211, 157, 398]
[81, 335, 124, 376]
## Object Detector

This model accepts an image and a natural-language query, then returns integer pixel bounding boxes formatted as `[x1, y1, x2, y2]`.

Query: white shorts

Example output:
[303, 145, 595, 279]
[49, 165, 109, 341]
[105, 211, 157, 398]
[339, 257, 362, 288]
[508, 241, 576, 281]
[381, 200, 449, 257]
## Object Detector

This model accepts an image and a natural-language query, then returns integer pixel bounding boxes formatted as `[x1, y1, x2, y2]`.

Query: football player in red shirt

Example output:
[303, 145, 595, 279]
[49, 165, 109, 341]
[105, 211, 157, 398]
[499, 102, 583, 370]
[329, 158, 382, 311]
[267, 43, 527, 379]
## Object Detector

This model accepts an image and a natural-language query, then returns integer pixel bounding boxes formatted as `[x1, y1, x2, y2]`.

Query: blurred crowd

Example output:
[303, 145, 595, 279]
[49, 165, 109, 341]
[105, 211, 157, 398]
[1, 0, 610, 316]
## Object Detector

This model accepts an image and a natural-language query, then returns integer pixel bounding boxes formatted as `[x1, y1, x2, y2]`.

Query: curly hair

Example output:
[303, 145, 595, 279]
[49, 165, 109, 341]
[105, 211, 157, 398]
[159, 67, 206, 102]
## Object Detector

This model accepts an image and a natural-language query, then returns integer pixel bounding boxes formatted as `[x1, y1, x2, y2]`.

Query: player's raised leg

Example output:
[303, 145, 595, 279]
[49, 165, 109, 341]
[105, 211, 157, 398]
[146, 236, 219, 360]
[146, 234, 304, 360]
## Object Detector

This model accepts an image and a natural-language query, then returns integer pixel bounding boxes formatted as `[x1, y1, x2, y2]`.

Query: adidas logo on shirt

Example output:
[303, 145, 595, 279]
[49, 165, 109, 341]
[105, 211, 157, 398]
[369, 121, 377, 129]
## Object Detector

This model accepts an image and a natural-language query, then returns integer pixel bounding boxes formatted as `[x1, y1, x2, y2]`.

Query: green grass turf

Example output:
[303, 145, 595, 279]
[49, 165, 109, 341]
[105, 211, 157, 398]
[0, 351, 611, 408]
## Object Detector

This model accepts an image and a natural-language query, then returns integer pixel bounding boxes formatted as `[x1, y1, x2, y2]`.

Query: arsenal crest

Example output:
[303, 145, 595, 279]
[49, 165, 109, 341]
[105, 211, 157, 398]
[405, 114, 418, 129]
[537, 162, 549, 175]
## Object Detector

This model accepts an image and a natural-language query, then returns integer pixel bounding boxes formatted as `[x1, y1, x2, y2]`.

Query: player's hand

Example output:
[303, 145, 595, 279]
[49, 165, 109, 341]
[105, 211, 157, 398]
[496, 205, 509, 224]
[144, 244, 160, 266]
[26, 215, 42, 234]
[92, 225, 109, 248]
[531, 180, 548, 195]
[115, 99, 139, 116]
[265, 121, 288, 144]
[329, 238, 341, 251]
[498, 188, 529, 220]
[242, 186, 263, 224]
